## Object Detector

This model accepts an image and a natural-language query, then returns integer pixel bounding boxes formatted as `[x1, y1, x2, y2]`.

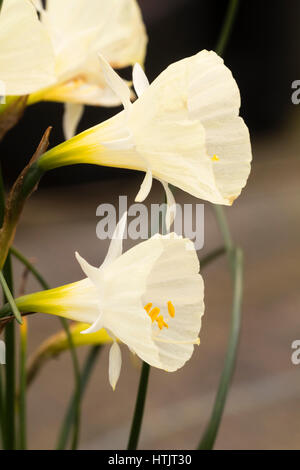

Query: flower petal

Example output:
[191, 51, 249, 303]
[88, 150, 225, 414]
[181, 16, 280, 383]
[98, 54, 131, 112]
[133, 63, 149, 98]
[135, 168, 153, 203]
[109, 341, 122, 390]
[0, 0, 55, 95]
[63, 103, 84, 140]
[101, 211, 128, 268]
[159, 180, 177, 232]
[75, 252, 103, 286]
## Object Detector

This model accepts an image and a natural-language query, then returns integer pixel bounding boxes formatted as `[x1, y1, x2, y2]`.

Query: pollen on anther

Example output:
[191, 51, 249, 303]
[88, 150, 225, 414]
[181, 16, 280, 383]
[144, 303, 153, 314]
[211, 154, 219, 161]
[149, 307, 160, 322]
[167, 301, 175, 318]
[157, 315, 168, 330]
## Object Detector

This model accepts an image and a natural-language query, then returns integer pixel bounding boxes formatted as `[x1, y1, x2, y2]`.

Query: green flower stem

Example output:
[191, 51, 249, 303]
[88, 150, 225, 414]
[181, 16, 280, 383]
[0, 1, 3, 14]
[0, 271, 22, 324]
[0, 165, 5, 449]
[215, 0, 240, 56]
[9, 246, 81, 450]
[0, 366, 4, 449]
[3, 256, 16, 450]
[198, 247, 243, 449]
[56, 345, 102, 450]
[197, 0, 243, 450]
[127, 362, 150, 450]
[19, 319, 27, 450]
[0, 162, 16, 449]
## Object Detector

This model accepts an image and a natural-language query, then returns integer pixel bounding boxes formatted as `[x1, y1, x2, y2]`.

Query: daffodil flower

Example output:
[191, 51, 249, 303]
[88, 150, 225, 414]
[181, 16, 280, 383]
[10, 214, 204, 390]
[0, 0, 55, 96]
[30, 0, 147, 139]
[38, 50, 252, 227]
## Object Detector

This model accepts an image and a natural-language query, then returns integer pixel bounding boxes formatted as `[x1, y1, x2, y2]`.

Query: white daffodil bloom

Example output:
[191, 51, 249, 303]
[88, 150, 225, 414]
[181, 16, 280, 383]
[29, 0, 147, 139]
[0, 0, 55, 95]
[39, 50, 252, 224]
[13, 214, 204, 390]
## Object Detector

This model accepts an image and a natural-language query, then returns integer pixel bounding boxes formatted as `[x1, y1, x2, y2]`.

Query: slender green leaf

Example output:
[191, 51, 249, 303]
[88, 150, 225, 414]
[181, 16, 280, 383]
[56, 346, 102, 450]
[0, 271, 22, 324]
[127, 362, 150, 450]
[198, 248, 243, 449]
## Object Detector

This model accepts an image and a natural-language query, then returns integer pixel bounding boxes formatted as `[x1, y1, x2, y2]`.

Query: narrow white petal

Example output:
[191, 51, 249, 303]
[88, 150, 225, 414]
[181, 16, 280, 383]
[63, 103, 84, 140]
[75, 252, 102, 286]
[101, 212, 128, 268]
[135, 168, 153, 202]
[81, 312, 104, 335]
[109, 342, 122, 390]
[133, 63, 149, 98]
[160, 180, 177, 232]
[98, 53, 131, 112]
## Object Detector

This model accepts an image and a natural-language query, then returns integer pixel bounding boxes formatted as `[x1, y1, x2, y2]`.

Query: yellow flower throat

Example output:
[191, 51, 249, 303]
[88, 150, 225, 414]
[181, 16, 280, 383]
[144, 301, 175, 330]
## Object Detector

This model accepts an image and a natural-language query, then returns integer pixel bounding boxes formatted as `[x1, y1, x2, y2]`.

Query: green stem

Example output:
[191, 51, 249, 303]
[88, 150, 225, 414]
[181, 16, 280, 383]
[19, 319, 27, 450]
[197, 0, 243, 450]
[0, 165, 5, 449]
[10, 246, 81, 450]
[10, 247, 48, 290]
[215, 0, 240, 56]
[56, 346, 102, 450]
[200, 246, 226, 269]
[0, 271, 22, 324]
[3, 256, 15, 450]
[127, 362, 150, 450]
[198, 247, 243, 449]
[0, 367, 4, 449]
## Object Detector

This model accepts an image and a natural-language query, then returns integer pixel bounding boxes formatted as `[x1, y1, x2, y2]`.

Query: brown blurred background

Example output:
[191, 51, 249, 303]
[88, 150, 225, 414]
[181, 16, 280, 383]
[1, 0, 300, 450]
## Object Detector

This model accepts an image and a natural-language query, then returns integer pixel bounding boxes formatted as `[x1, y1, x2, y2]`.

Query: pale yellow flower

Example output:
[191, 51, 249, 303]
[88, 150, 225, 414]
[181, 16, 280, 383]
[13, 215, 204, 389]
[39, 50, 252, 224]
[30, 0, 147, 138]
[0, 0, 55, 95]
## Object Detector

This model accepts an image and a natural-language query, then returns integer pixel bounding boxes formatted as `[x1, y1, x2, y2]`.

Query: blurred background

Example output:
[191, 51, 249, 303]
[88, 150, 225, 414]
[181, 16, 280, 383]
[1, 0, 300, 449]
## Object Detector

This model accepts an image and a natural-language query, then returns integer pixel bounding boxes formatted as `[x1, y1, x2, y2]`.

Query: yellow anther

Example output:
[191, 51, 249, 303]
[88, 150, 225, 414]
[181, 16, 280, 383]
[149, 307, 160, 323]
[211, 154, 219, 161]
[167, 301, 175, 318]
[157, 315, 168, 330]
[144, 303, 153, 314]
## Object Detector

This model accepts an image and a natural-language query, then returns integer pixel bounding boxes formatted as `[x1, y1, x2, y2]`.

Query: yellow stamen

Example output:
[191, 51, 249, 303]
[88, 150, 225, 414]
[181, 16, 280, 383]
[167, 301, 175, 318]
[157, 315, 168, 330]
[211, 154, 219, 161]
[149, 307, 160, 323]
[144, 303, 153, 314]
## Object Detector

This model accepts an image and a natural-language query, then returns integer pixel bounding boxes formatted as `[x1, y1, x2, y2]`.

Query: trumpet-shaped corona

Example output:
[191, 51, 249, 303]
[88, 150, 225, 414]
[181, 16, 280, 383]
[12, 215, 204, 389]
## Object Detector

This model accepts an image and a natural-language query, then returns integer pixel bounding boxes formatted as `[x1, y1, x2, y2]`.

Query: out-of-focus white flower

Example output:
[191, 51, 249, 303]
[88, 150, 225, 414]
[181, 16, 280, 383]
[14, 214, 204, 390]
[0, 0, 55, 95]
[39, 50, 252, 225]
[30, 0, 147, 139]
